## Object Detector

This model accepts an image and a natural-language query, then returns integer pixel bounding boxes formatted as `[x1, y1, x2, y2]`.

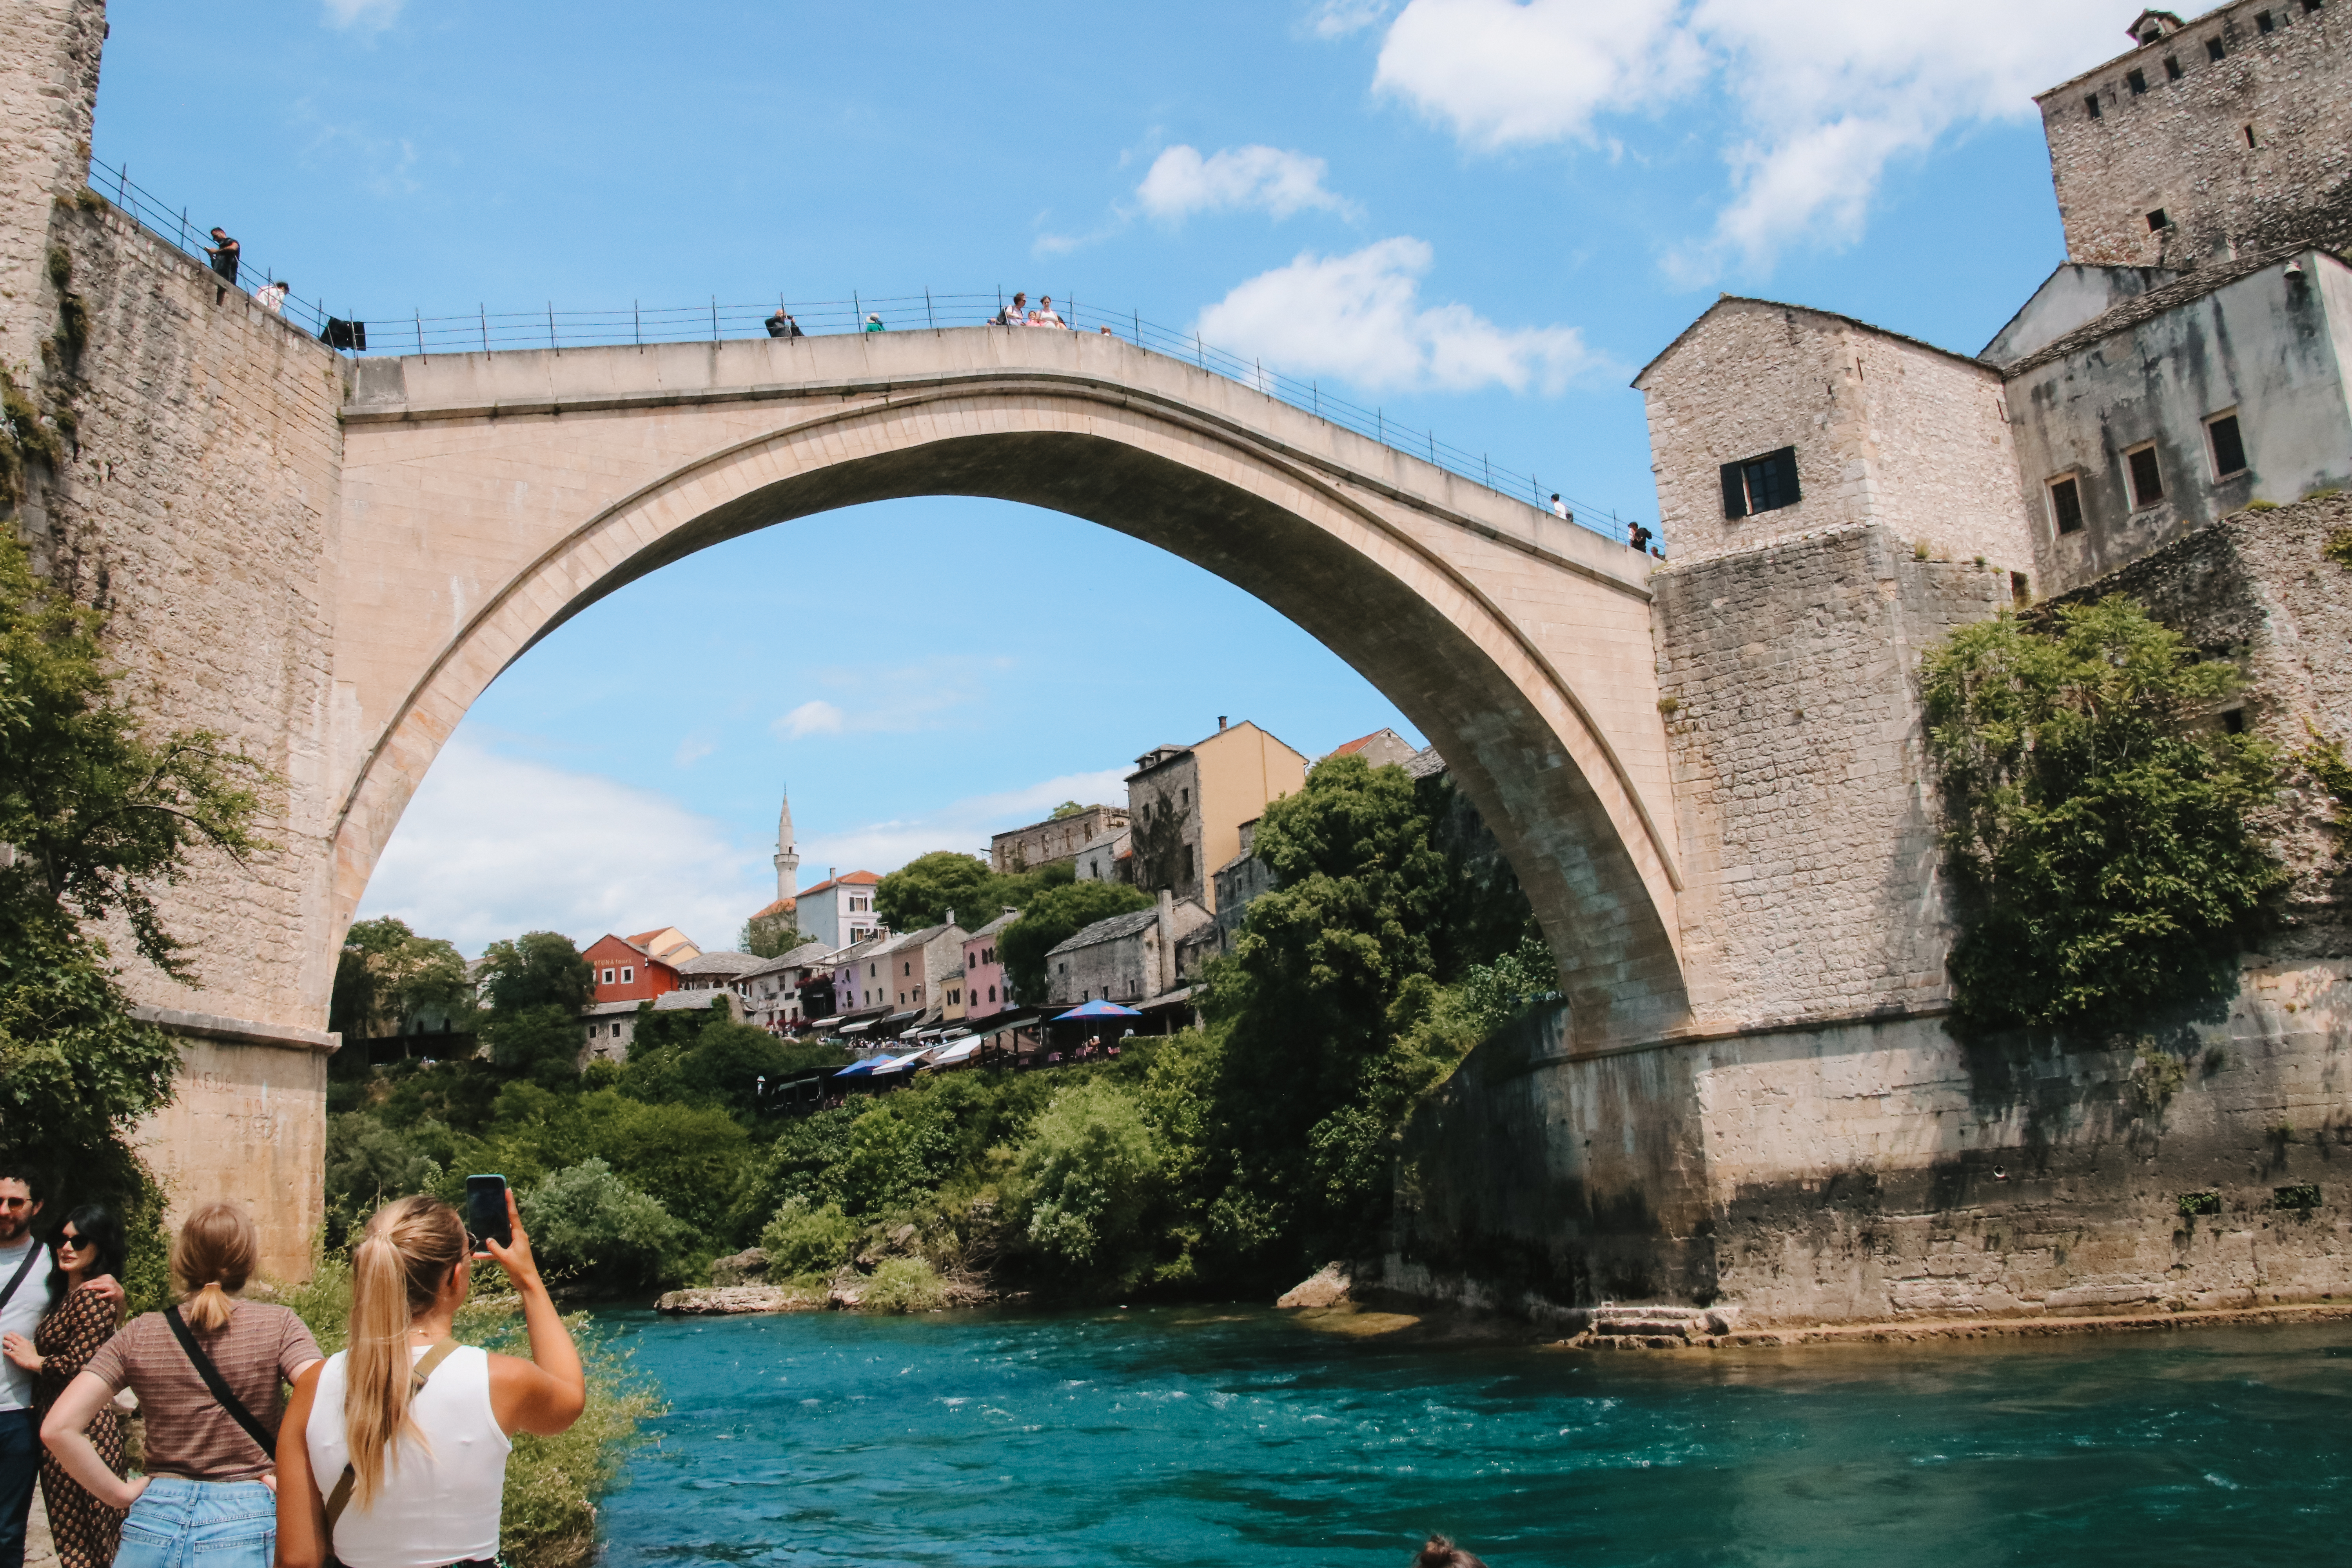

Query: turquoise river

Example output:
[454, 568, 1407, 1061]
[593, 1306, 2352, 1566]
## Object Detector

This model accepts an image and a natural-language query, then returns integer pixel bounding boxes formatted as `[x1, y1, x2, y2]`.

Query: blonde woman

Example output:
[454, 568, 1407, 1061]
[275, 1191, 584, 1568]
[43, 1201, 321, 1568]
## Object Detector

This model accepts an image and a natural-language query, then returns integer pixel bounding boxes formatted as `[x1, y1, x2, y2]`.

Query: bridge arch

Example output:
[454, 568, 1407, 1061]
[333, 329, 1684, 1042]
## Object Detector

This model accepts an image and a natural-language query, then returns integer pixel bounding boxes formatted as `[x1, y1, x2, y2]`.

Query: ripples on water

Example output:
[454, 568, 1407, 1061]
[595, 1306, 2352, 1566]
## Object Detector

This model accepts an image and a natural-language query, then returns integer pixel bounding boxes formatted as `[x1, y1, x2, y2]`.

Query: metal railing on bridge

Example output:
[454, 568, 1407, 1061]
[82, 157, 1634, 540]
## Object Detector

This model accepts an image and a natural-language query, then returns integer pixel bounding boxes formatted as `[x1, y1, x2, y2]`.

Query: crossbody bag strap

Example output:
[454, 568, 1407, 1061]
[0, 1244, 40, 1314]
[324, 1338, 462, 1532]
[162, 1304, 276, 1459]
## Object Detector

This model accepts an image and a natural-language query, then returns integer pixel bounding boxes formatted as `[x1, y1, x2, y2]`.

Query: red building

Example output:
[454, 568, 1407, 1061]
[583, 927, 696, 1006]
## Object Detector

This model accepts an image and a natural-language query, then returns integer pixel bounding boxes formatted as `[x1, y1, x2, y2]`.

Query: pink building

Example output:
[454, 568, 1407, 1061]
[961, 908, 1020, 1020]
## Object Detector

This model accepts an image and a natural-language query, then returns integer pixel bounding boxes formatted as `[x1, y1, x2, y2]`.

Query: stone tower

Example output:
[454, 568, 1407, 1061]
[773, 785, 800, 906]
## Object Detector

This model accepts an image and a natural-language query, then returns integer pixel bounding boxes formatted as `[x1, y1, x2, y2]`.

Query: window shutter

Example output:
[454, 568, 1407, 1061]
[1772, 446, 1800, 506]
[1720, 462, 1748, 519]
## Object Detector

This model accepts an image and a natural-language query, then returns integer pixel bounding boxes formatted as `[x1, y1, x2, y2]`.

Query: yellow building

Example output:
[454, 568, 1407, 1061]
[1125, 718, 1307, 911]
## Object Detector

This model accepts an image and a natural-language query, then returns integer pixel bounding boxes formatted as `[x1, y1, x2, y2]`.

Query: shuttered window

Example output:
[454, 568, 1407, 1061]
[1720, 446, 1801, 519]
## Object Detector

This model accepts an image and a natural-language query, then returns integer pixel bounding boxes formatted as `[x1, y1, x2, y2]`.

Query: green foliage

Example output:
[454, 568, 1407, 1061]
[1920, 597, 2287, 1034]
[857, 1256, 947, 1313]
[739, 908, 804, 958]
[876, 850, 994, 931]
[835, 1091, 967, 1215]
[2129, 1040, 2189, 1119]
[2274, 1183, 2321, 1210]
[477, 931, 593, 1013]
[620, 1017, 844, 1116]
[323, 1111, 440, 1243]
[482, 1004, 591, 1088]
[1012, 1080, 1162, 1276]
[2177, 1190, 2222, 1217]
[999, 879, 1153, 1001]
[2325, 527, 2352, 568]
[750, 1105, 861, 1214]
[331, 916, 470, 1040]
[758, 1197, 859, 1275]
[519, 1159, 689, 1290]
[1457, 931, 1557, 1037]
[2297, 722, 2352, 859]
[1048, 801, 1086, 820]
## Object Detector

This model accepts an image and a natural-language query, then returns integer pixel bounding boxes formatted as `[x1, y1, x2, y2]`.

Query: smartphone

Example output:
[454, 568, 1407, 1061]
[465, 1174, 511, 1252]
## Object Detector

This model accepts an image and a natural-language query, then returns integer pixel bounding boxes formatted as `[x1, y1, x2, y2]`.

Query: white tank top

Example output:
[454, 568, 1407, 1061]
[305, 1344, 511, 1568]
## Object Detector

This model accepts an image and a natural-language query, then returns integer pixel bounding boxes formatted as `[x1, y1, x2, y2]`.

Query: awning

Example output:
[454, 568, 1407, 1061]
[841, 1020, 874, 1035]
[830, 1058, 878, 1078]
[807, 1015, 844, 1029]
[929, 1039, 982, 1066]
[869, 1049, 933, 1076]
[1054, 999, 1143, 1020]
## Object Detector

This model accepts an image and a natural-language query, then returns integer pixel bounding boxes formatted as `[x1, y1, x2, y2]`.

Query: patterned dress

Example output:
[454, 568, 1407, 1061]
[33, 1286, 124, 1568]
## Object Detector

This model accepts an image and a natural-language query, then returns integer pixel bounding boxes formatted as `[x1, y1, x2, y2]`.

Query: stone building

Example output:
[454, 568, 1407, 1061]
[2037, 0, 2350, 269]
[1322, 728, 1419, 769]
[795, 869, 882, 949]
[1073, 827, 1131, 883]
[740, 938, 836, 1031]
[989, 804, 1127, 873]
[869, 920, 969, 1022]
[1209, 818, 1278, 954]
[1043, 891, 1210, 1009]
[675, 948, 766, 1000]
[1126, 718, 1307, 910]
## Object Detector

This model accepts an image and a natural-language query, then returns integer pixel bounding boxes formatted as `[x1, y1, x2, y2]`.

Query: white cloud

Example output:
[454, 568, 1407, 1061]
[321, 0, 403, 31]
[673, 737, 716, 768]
[1366, 0, 2128, 269]
[1195, 236, 1601, 395]
[1136, 145, 1354, 223]
[354, 738, 772, 957]
[775, 700, 845, 739]
[802, 770, 1134, 878]
[1308, 0, 1398, 36]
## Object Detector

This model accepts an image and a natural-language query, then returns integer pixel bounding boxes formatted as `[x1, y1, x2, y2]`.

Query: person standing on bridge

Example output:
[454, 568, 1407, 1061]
[254, 280, 289, 316]
[273, 1192, 584, 1568]
[865, 313, 886, 332]
[1550, 493, 1570, 521]
[204, 229, 240, 304]
[993, 292, 1028, 326]
[1027, 295, 1066, 328]
[766, 308, 803, 339]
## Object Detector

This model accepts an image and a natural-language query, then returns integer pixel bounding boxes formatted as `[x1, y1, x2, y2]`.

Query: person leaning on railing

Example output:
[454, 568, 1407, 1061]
[274, 1191, 584, 1568]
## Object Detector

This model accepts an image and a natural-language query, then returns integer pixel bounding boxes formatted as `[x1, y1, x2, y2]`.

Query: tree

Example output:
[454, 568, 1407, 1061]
[477, 932, 592, 1014]
[1048, 801, 1085, 820]
[998, 880, 1154, 1001]
[1921, 596, 2286, 1033]
[481, 1005, 589, 1088]
[1012, 1080, 1162, 1277]
[519, 1159, 687, 1290]
[875, 851, 993, 932]
[330, 916, 469, 1041]
[0, 530, 265, 1206]
[740, 909, 804, 959]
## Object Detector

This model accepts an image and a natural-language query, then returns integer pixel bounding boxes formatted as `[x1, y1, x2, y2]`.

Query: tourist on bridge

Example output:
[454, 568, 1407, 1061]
[1628, 520, 1655, 553]
[254, 280, 289, 316]
[1551, 493, 1570, 521]
[204, 228, 239, 304]
[1027, 295, 1066, 328]
[2, 1203, 128, 1568]
[766, 308, 803, 339]
[993, 292, 1028, 326]
[43, 1201, 321, 1568]
[865, 313, 886, 332]
[274, 1191, 584, 1568]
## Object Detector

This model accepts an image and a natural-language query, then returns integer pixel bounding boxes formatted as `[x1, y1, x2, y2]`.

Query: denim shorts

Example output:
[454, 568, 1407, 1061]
[114, 1475, 274, 1568]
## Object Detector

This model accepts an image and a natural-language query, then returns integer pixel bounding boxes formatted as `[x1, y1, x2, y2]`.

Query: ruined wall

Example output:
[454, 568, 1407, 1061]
[2008, 252, 2352, 595]
[1650, 523, 2011, 1027]
[1637, 299, 2036, 578]
[2038, 0, 2352, 267]
[0, 0, 102, 372]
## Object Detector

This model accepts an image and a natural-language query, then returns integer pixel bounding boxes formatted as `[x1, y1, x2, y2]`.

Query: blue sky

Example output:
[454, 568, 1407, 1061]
[93, 0, 2144, 952]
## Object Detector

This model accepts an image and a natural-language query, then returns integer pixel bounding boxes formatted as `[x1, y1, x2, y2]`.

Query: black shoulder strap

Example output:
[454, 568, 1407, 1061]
[0, 1244, 40, 1314]
[163, 1304, 277, 1459]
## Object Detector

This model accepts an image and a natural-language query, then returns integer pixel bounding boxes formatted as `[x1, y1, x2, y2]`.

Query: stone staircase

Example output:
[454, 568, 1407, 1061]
[1569, 1303, 1740, 1349]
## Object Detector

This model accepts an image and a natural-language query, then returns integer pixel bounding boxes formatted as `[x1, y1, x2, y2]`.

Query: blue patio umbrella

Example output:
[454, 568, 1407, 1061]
[1053, 999, 1142, 1020]
[830, 1058, 880, 1078]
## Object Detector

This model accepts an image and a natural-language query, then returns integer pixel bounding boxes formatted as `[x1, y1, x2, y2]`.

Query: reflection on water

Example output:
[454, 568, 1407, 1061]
[595, 1306, 2352, 1566]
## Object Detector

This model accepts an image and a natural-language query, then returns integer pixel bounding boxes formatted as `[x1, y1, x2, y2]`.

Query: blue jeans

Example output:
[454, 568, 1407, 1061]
[0, 1410, 36, 1568]
[114, 1475, 274, 1568]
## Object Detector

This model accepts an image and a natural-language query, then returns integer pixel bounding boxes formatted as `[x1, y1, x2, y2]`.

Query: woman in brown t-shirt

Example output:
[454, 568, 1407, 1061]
[41, 1202, 320, 1568]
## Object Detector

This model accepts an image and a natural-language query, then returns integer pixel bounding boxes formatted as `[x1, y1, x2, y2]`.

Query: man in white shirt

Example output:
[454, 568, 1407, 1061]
[254, 280, 290, 315]
[0, 1172, 47, 1568]
[1550, 493, 1570, 521]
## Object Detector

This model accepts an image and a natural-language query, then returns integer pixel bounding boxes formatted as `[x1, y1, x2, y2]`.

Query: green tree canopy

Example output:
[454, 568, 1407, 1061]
[1921, 595, 2286, 1033]
[998, 880, 1154, 1001]
[740, 908, 804, 959]
[331, 916, 469, 1040]
[478, 931, 592, 1014]
[0, 531, 265, 1208]
[1048, 801, 1085, 820]
[875, 851, 995, 932]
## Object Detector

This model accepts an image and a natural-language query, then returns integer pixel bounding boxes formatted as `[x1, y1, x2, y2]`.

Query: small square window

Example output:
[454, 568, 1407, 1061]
[2048, 475, 2085, 535]
[2164, 54, 2183, 79]
[2257, 9, 2275, 32]
[2128, 67, 2149, 93]
[2207, 36, 2228, 59]
[2085, 92, 2103, 118]
[602, 967, 615, 984]
[621, 966, 633, 983]
[2207, 412, 2248, 477]
[2127, 444, 2165, 508]
[2147, 208, 2171, 231]
[1720, 446, 1802, 519]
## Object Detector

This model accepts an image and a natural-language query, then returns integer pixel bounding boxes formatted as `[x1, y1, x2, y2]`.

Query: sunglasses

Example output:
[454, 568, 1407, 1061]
[0, 1197, 31, 1211]
[58, 1233, 94, 1251]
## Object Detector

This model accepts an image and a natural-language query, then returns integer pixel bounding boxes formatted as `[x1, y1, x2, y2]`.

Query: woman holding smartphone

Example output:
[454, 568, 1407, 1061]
[274, 1189, 585, 1568]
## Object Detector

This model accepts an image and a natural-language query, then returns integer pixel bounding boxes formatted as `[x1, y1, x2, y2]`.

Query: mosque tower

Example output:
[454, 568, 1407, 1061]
[773, 785, 800, 906]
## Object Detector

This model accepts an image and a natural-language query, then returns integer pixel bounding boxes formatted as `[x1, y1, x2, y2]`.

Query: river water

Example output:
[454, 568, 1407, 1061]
[594, 1305, 2352, 1566]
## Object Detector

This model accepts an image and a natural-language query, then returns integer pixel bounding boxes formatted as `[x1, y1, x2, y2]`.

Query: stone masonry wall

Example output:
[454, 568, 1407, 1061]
[2038, 0, 2352, 267]
[0, 0, 102, 372]
[1637, 300, 2036, 581]
[1650, 523, 2012, 1028]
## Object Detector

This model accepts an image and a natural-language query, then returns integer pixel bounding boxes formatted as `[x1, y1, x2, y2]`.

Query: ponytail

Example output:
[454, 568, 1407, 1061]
[345, 1196, 468, 1509]
[169, 1201, 257, 1332]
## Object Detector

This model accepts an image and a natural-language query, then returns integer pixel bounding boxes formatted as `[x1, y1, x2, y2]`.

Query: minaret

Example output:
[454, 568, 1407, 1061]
[773, 785, 800, 906]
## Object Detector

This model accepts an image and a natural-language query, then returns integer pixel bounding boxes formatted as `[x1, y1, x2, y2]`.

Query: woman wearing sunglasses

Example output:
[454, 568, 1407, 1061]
[0, 1207, 127, 1568]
